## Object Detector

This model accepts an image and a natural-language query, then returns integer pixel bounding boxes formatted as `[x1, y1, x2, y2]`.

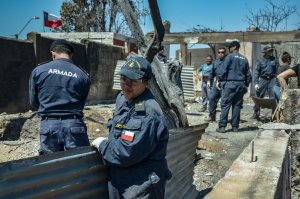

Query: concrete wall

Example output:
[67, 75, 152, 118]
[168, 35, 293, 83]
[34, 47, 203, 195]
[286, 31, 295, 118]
[205, 130, 290, 199]
[87, 42, 124, 104]
[0, 33, 126, 113]
[0, 37, 36, 113]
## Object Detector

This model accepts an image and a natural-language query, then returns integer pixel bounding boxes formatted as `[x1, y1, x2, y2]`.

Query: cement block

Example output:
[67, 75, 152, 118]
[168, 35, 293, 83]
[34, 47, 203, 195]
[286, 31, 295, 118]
[205, 130, 290, 199]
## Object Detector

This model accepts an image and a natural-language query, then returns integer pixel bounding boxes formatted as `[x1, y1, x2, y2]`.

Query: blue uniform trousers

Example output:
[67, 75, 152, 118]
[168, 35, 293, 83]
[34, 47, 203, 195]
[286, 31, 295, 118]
[254, 78, 275, 111]
[39, 118, 90, 154]
[219, 82, 245, 128]
[208, 83, 221, 120]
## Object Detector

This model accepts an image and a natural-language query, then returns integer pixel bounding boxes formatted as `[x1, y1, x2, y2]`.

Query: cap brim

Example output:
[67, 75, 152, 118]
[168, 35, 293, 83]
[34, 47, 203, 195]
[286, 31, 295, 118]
[118, 70, 143, 80]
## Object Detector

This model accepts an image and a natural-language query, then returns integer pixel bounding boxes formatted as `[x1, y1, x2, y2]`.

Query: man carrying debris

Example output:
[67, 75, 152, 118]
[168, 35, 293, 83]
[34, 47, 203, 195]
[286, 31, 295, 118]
[29, 39, 91, 155]
[251, 45, 279, 119]
[277, 63, 300, 89]
[206, 47, 227, 122]
[92, 56, 172, 198]
[216, 41, 251, 133]
[197, 55, 213, 112]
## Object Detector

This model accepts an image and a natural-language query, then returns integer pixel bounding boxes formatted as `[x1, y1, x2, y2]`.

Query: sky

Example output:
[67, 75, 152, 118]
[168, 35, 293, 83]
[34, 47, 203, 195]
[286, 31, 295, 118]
[0, 0, 299, 56]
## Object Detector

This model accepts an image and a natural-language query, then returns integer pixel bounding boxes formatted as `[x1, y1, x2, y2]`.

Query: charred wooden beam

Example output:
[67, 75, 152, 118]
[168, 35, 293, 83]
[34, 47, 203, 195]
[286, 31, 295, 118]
[117, 0, 188, 129]
[146, 30, 300, 44]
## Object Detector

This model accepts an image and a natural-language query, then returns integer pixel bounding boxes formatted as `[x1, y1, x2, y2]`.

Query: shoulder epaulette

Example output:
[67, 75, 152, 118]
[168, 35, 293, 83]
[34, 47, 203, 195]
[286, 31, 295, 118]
[135, 100, 145, 114]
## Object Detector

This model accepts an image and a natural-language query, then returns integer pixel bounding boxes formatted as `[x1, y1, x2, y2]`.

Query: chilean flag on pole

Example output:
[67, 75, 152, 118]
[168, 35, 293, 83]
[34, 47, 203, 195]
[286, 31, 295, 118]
[43, 11, 62, 29]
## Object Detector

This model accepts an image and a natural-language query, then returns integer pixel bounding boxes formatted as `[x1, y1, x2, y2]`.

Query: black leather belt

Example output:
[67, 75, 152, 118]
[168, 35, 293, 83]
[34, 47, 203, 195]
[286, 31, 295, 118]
[41, 115, 82, 120]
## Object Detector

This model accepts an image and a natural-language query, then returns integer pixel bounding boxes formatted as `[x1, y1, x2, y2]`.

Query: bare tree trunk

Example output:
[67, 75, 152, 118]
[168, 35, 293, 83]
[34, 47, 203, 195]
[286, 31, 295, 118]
[117, 0, 188, 129]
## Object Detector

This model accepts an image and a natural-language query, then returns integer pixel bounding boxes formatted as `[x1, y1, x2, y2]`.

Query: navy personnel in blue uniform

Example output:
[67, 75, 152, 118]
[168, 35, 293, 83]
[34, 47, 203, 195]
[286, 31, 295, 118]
[91, 56, 172, 199]
[216, 41, 251, 133]
[29, 39, 91, 155]
[206, 47, 227, 122]
[251, 45, 279, 119]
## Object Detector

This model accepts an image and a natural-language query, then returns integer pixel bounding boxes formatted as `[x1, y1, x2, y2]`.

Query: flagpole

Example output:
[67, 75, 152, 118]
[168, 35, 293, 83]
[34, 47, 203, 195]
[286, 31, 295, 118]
[43, 11, 45, 32]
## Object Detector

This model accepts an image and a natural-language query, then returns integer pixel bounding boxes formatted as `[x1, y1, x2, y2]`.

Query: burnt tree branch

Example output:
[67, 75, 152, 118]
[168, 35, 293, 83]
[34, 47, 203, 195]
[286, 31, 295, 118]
[116, 0, 188, 129]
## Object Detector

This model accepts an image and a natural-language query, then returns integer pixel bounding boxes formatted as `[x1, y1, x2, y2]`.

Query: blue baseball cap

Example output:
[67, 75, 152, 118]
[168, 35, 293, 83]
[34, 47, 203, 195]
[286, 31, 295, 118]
[119, 56, 152, 80]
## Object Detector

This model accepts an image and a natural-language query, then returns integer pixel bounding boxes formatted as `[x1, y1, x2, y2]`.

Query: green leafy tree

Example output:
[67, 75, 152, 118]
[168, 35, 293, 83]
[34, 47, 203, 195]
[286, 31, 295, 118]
[59, 0, 148, 34]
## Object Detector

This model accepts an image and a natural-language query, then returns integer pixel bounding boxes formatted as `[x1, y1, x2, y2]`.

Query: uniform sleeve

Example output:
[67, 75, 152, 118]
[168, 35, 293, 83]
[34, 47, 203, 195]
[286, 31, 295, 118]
[209, 63, 216, 84]
[29, 70, 39, 108]
[81, 76, 91, 105]
[99, 115, 166, 167]
[218, 56, 230, 81]
[245, 61, 251, 87]
[254, 59, 262, 84]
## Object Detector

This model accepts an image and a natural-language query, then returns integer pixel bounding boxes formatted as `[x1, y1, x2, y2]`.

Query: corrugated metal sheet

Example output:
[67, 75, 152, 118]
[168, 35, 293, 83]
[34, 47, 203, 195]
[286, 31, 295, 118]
[0, 124, 207, 199]
[113, 60, 195, 100]
[181, 65, 195, 99]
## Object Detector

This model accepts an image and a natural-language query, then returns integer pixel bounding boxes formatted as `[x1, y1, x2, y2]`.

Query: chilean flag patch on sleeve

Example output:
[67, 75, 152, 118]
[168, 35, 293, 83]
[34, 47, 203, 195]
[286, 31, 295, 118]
[121, 130, 135, 142]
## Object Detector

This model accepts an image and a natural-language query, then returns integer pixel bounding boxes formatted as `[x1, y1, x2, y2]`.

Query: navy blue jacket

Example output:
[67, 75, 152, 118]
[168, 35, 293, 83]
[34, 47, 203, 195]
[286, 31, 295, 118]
[29, 58, 91, 117]
[218, 52, 251, 87]
[209, 58, 225, 85]
[99, 89, 171, 179]
[254, 56, 279, 84]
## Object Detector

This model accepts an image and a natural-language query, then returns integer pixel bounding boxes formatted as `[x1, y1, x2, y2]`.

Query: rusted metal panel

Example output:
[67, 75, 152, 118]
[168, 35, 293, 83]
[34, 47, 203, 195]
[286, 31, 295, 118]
[0, 124, 208, 198]
[113, 60, 195, 100]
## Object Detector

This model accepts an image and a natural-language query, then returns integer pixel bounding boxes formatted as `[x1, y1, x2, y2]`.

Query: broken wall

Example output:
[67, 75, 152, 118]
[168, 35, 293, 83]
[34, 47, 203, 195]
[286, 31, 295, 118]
[0, 37, 35, 113]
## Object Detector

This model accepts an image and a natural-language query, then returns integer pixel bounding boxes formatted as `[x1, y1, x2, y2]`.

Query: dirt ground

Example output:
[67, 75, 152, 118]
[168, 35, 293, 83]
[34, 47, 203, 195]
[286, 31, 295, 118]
[0, 105, 114, 163]
[0, 101, 298, 198]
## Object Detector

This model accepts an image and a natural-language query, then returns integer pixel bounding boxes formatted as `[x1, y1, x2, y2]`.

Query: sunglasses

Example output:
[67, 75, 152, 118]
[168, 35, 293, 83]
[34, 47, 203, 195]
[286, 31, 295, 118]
[120, 76, 145, 86]
[218, 51, 225, 54]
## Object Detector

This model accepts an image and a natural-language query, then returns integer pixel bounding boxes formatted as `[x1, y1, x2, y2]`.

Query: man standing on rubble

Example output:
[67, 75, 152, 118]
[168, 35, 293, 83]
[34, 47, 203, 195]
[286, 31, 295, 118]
[91, 56, 172, 198]
[206, 47, 227, 122]
[251, 45, 279, 119]
[29, 39, 91, 155]
[197, 55, 213, 112]
[216, 41, 251, 133]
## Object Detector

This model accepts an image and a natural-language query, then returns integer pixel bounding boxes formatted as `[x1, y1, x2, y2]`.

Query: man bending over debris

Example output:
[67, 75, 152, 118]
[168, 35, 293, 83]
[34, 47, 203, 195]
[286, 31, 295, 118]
[29, 39, 91, 155]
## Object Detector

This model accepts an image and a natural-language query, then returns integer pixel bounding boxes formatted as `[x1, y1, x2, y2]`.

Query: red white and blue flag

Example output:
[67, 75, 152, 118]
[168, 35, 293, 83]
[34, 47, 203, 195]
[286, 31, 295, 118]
[121, 130, 135, 142]
[43, 11, 62, 29]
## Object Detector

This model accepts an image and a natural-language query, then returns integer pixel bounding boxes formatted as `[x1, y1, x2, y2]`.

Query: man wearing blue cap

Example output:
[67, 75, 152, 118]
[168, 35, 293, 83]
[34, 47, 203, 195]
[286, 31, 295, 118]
[29, 39, 91, 155]
[251, 45, 279, 119]
[91, 56, 172, 198]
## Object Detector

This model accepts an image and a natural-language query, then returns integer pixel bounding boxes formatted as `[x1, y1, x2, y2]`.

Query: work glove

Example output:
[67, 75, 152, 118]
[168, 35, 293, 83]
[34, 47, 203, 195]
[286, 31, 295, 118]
[255, 84, 259, 91]
[91, 137, 107, 149]
[207, 82, 211, 89]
